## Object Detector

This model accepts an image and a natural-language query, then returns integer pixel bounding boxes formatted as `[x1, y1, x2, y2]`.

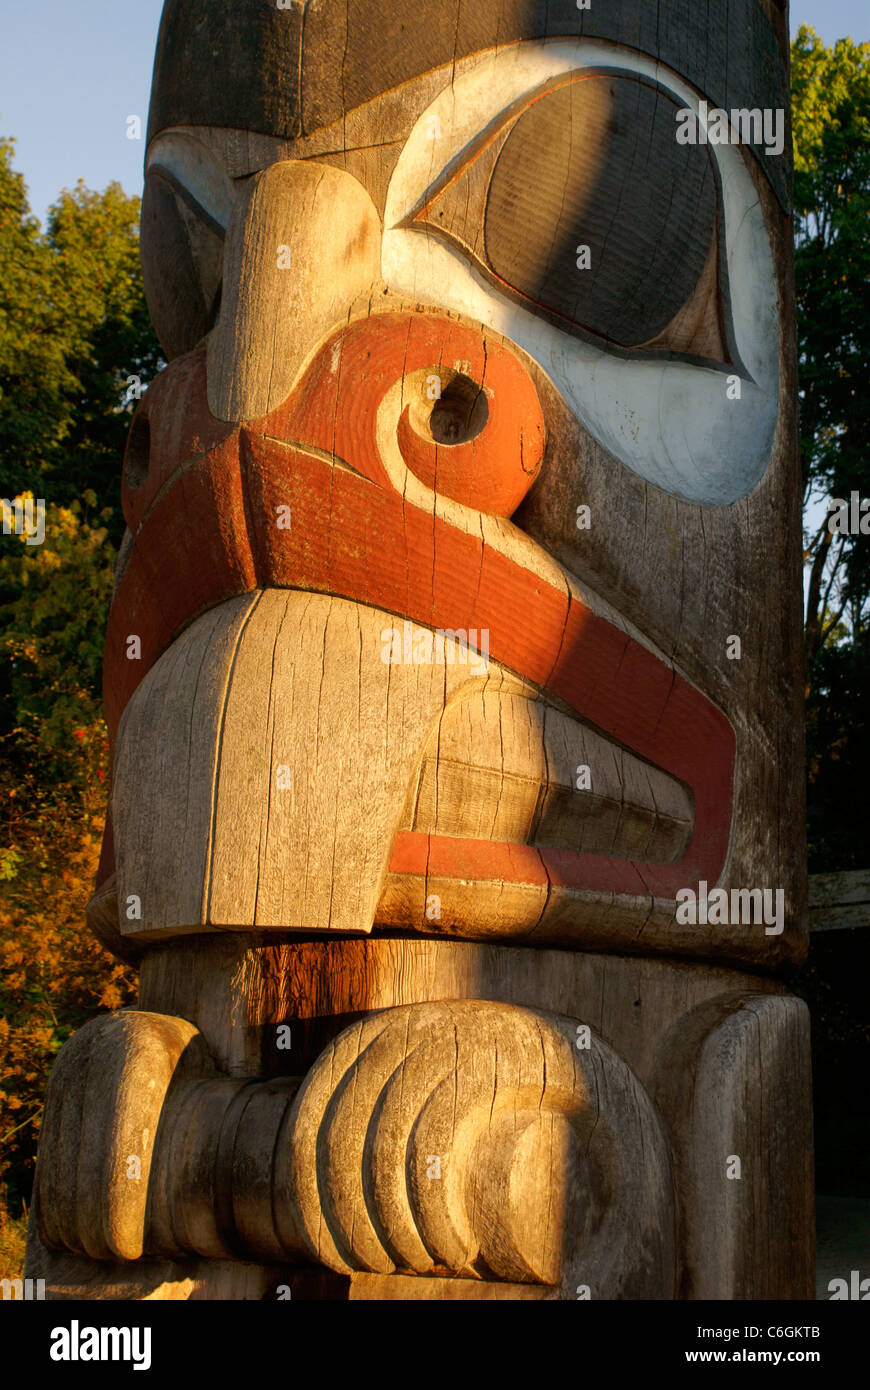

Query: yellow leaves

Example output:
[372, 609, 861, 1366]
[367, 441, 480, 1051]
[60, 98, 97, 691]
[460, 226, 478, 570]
[0, 798, 137, 1208]
[99, 982, 124, 1011]
[0, 1198, 28, 1282]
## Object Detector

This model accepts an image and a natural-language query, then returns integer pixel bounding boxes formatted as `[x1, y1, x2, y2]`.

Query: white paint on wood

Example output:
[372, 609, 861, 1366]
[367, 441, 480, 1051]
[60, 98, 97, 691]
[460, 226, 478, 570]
[145, 131, 236, 231]
[383, 39, 779, 505]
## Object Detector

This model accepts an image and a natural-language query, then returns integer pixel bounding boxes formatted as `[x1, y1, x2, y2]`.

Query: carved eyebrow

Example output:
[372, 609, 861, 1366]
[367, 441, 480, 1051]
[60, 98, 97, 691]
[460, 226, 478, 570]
[146, 164, 227, 239]
[145, 134, 235, 234]
[401, 70, 592, 226]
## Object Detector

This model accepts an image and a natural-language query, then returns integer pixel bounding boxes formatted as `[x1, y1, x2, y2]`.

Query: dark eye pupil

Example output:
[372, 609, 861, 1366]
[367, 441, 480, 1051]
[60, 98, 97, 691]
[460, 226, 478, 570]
[415, 74, 720, 353]
[485, 77, 716, 347]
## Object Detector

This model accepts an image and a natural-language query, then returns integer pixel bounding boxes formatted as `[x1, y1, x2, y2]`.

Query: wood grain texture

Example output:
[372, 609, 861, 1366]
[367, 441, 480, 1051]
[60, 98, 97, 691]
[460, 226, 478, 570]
[135, 938, 813, 1298]
[136, 935, 791, 1092]
[140, 169, 224, 361]
[30, 0, 809, 1307]
[112, 595, 261, 936]
[105, 309, 759, 963]
[113, 589, 536, 940]
[25, 1225, 311, 1301]
[33, 1012, 211, 1262]
[280, 1000, 674, 1295]
[85, 872, 143, 964]
[29, 942, 811, 1298]
[110, 572, 730, 955]
[808, 869, 870, 930]
[207, 161, 381, 421]
[651, 993, 814, 1299]
[31, 998, 673, 1298]
[514, 149, 805, 968]
[404, 688, 693, 861]
[347, 1273, 548, 1300]
[25, 1226, 550, 1300]
[147, 1, 791, 209]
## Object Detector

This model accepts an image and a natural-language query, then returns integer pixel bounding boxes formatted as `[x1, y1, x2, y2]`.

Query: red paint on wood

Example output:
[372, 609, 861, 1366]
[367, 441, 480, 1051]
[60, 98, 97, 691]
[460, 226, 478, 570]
[104, 313, 736, 906]
[122, 348, 234, 532]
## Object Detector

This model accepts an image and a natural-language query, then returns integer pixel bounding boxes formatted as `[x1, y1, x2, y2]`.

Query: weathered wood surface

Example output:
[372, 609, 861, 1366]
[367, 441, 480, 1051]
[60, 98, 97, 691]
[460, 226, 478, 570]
[99, 203, 802, 971]
[29, 0, 810, 1302]
[207, 160, 381, 422]
[112, 590, 537, 939]
[148, 0, 792, 210]
[809, 870, 870, 931]
[652, 992, 815, 1299]
[31, 943, 813, 1299]
[135, 935, 793, 1081]
[32, 1013, 211, 1263]
[282, 1001, 673, 1292]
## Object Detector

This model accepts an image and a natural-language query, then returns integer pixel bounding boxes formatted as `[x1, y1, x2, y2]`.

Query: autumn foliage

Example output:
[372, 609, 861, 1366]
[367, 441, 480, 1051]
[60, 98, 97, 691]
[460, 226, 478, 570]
[0, 133, 156, 1249]
[0, 500, 138, 1249]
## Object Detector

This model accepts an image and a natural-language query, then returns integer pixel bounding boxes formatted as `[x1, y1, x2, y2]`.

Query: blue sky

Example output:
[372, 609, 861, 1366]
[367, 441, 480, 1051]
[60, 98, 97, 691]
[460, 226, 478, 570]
[1, 1, 868, 225]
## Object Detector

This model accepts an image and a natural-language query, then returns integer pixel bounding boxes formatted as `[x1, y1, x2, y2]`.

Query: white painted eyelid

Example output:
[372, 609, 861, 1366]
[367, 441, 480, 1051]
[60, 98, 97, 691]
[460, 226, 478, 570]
[145, 132, 235, 231]
[383, 40, 780, 506]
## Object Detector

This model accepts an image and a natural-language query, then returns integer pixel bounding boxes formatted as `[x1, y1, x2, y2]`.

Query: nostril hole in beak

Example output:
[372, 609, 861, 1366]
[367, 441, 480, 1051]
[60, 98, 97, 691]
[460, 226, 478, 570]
[426, 374, 489, 446]
[124, 413, 151, 492]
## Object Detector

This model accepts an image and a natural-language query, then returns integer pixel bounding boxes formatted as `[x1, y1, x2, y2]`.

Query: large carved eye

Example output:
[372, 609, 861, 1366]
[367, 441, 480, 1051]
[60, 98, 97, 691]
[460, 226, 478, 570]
[384, 42, 779, 506]
[403, 74, 729, 367]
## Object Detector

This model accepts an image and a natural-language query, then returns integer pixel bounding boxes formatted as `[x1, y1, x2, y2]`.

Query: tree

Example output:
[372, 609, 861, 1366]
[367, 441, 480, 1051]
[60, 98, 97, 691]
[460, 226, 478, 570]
[0, 142, 154, 1224]
[0, 139, 71, 489]
[790, 29, 870, 876]
[0, 496, 137, 1220]
[791, 32, 870, 1203]
[792, 28, 870, 681]
[0, 137, 161, 536]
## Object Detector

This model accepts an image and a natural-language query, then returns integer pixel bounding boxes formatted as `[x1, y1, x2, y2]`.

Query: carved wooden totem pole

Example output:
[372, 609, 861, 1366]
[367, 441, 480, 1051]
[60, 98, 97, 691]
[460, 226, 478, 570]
[27, 0, 813, 1300]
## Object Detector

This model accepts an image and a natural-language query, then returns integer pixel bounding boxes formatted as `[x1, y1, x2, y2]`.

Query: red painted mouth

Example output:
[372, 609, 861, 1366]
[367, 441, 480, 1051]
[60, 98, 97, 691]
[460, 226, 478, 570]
[105, 313, 734, 911]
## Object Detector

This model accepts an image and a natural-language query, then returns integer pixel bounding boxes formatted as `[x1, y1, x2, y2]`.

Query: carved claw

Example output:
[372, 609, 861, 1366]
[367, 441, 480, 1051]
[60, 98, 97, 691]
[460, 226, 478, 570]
[34, 1002, 674, 1297]
[280, 1001, 673, 1292]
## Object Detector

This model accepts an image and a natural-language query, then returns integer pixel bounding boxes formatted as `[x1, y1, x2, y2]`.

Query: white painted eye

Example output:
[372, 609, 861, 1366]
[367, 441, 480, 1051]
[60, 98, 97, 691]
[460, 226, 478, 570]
[383, 40, 780, 507]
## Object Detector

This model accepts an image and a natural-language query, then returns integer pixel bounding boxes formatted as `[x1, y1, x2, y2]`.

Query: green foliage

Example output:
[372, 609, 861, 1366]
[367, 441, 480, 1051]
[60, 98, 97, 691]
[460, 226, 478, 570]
[0, 137, 161, 539]
[0, 138, 72, 474]
[0, 850, 23, 882]
[791, 33, 870, 1194]
[0, 498, 137, 1215]
[0, 494, 116, 791]
[792, 30, 870, 878]
[0, 140, 150, 1220]
[793, 28, 870, 666]
[792, 26, 870, 178]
